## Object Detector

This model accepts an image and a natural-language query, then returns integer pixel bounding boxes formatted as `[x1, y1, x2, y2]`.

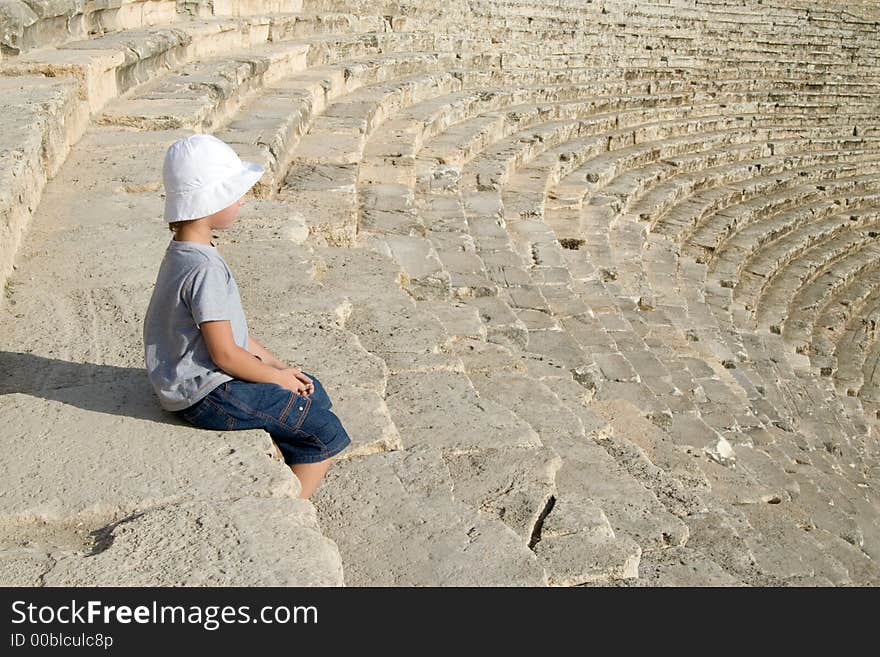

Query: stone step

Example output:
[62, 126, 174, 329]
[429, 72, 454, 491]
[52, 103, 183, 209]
[536, 137, 879, 226]
[297, 70, 462, 169]
[755, 230, 880, 335]
[634, 135, 878, 222]
[3, 17, 272, 115]
[0, 0, 179, 56]
[686, 170, 880, 258]
[833, 287, 880, 396]
[215, 51, 492, 208]
[611, 137, 878, 214]
[467, 110, 880, 203]
[809, 255, 880, 363]
[0, 75, 89, 314]
[783, 243, 880, 354]
[712, 195, 880, 291]
[98, 40, 312, 131]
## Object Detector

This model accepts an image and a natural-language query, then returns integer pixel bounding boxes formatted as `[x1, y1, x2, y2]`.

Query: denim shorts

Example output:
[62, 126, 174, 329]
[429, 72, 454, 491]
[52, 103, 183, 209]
[174, 371, 351, 465]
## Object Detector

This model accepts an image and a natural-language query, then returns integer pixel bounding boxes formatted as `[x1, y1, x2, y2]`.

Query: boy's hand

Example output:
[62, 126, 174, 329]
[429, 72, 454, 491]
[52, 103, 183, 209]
[276, 367, 314, 396]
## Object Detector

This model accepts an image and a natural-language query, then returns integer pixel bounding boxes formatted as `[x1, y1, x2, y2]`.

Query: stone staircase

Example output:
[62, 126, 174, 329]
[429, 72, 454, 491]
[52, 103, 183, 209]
[1, 0, 879, 586]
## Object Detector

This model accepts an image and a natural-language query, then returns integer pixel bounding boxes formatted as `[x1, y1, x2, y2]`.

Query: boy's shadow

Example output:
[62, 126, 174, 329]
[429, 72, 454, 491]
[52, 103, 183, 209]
[0, 351, 187, 425]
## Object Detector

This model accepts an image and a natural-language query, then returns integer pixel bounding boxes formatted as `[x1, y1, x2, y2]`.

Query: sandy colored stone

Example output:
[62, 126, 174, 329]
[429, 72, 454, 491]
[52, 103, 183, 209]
[312, 445, 548, 586]
[443, 446, 562, 540]
[43, 497, 343, 586]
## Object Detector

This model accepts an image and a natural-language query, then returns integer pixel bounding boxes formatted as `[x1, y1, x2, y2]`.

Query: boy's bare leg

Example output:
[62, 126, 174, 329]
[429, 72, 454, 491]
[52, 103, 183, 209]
[290, 458, 334, 499]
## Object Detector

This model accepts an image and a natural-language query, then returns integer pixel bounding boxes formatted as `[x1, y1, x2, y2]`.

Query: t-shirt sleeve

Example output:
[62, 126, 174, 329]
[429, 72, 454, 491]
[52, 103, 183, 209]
[185, 265, 234, 327]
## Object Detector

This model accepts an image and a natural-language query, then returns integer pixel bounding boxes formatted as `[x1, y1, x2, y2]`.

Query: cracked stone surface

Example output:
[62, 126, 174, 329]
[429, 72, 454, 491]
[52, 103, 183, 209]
[2, 0, 880, 587]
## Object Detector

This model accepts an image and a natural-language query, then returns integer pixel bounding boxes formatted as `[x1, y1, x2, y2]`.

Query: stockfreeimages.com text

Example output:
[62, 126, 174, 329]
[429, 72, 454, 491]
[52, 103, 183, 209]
[10, 600, 317, 631]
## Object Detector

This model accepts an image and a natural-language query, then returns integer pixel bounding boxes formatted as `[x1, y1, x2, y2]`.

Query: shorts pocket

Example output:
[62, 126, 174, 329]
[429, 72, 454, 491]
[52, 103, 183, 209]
[180, 397, 235, 431]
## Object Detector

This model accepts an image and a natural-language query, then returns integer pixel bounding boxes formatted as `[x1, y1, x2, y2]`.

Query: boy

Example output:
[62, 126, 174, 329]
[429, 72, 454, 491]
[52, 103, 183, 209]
[143, 133, 351, 499]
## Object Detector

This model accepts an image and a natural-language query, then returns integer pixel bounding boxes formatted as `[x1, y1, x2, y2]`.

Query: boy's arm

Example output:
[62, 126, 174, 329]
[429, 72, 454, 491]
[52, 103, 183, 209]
[201, 321, 287, 385]
[246, 333, 290, 369]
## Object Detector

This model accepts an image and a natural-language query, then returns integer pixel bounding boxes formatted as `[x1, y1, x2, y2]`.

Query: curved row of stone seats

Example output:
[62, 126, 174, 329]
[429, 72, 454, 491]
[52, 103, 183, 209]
[460, 105, 876, 198]
[809, 252, 880, 371]
[781, 239, 880, 351]
[510, 131, 880, 235]
[713, 195, 880, 306]
[498, 89, 880, 446]
[396, 114, 880, 580]
[0, 0, 178, 57]
[600, 178, 880, 462]
[684, 168, 880, 257]
[832, 281, 880, 396]
[480, 0, 880, 25]
[455, 110, 877, 234]
[745, 218, 880, 328]
[0, 8, 396, 314]
[630, 134, 875, 219]
[651, 161, 880, 245]
[0, 1, 376, 59]
[578, 137, 877, 215]
[477, 26, 880, 69]
[97, 35, 487, 132]
[406, 75, 868, 452]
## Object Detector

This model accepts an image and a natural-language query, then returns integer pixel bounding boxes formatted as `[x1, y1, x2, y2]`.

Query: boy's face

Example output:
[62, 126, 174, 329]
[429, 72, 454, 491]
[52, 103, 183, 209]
[208, 196, 245, 229]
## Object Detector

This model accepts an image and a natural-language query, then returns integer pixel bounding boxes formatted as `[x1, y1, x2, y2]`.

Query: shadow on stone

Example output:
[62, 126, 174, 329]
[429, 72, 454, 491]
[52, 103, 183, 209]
[0, 350, 187, 425]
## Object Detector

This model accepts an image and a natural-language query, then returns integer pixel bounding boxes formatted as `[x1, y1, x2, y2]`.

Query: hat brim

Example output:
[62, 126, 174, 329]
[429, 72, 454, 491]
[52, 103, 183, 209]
[163, 161, 265, 223]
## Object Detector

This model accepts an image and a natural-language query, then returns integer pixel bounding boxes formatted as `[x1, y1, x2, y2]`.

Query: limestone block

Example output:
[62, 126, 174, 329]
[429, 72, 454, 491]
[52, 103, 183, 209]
[0, 386, 299, 525]
[524, 328, 591, 366]
[367, 234, 450, 300]
[533, 496, 641, 585]
[344, 299, 451, 360]
[418, 300, 486, 340]
[312, 446, 548, 586]
[443, 446, 561, 541]
[610, 547, 745, 587]
[223, 198, 309, 244]
[0, 547, 53, 586]
[43, 497, 343, 586]
[0, 0, 38, 55]
[295, 130, 364, 165]
[0, 282, 152, 367]
[555, 435, 690, 550]
[326, 385, 402, 457]
[593, 352, 642, 383]
[448, 336, 523, 374]
[384, 371, 541, 450]
[280, 163, 358, 244]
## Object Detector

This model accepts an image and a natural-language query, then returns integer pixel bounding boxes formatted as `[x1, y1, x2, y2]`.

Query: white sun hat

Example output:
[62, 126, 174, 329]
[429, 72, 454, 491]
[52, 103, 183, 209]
[162, 133, 265, 223]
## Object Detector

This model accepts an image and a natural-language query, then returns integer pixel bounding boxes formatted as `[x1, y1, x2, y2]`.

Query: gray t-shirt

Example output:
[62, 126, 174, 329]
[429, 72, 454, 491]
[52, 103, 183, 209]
[143, 239, 249, 411]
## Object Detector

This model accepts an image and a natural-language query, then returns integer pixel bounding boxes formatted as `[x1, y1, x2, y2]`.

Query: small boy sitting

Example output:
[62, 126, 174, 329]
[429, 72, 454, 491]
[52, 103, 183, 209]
[143, 133, 350, 499]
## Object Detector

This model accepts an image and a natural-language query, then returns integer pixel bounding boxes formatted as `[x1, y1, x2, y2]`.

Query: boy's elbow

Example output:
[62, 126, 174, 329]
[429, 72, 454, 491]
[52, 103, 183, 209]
[209, 346, 237, 370]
